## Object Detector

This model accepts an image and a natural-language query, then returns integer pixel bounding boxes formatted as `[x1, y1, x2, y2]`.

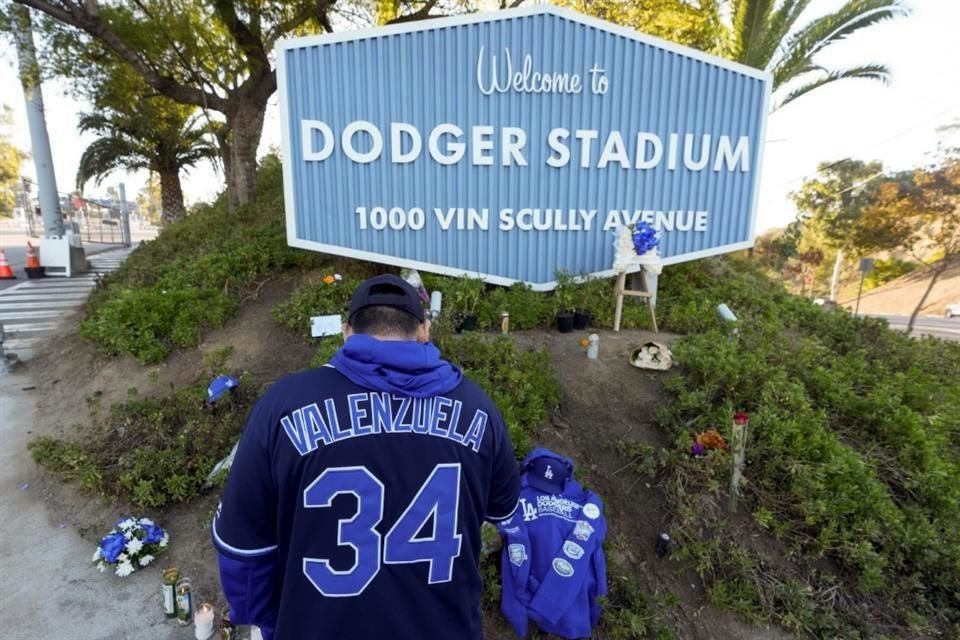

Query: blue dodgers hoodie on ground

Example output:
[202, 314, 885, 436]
[213, 336, 521, 640]
[497, 448, 608, 639]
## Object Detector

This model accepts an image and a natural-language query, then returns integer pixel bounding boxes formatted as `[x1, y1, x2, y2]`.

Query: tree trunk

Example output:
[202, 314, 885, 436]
[830, 249, 844, 301]
[158, 169, 186, 225]
[225, 97, 267, 209]
[906, 261, 948, 335]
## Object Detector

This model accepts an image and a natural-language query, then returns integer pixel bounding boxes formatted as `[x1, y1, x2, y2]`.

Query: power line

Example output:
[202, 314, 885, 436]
[776, 99, 960, 188]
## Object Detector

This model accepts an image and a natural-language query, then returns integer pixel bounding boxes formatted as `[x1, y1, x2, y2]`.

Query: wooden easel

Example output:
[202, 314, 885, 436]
[613, 268, 658, 333]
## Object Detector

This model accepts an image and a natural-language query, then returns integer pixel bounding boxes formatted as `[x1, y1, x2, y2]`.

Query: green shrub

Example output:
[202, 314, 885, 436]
[81, 155, 324, 363]
[29, 370, 257, 509]
[865, 258, 918, 290]
[656, 256, 960, 634]
[434, 334, 560, 456]
[273, 277, 360, 338]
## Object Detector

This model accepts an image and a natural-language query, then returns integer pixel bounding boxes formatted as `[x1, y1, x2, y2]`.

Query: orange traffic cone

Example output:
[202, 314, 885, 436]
[0, 249, 15, 279]
[25, 242, 40, 269]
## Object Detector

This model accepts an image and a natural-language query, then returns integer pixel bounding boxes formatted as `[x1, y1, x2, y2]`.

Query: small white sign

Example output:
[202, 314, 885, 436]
[311, 314, 342, 338]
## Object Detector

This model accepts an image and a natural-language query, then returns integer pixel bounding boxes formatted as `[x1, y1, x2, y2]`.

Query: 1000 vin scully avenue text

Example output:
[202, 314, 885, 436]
[353, 206, 712, 233]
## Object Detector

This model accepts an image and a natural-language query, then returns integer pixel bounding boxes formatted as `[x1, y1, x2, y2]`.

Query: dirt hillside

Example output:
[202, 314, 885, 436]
[840, 260, 960, 316]
[23, 284, 791, 639]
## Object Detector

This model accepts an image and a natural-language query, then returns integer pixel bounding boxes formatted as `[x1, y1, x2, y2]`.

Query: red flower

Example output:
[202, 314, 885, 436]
[733, 412, 749, 426]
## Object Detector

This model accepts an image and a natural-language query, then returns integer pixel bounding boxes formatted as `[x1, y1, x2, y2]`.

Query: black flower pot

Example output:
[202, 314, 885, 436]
[573, 309, 591, 330]
[556, 313, 575, 333]
[458, 314, 478, 332]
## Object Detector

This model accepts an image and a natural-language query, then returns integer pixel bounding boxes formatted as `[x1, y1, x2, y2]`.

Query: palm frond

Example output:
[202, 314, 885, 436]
[774, 63, 890, 110]
[76, 136, 149, 189]
[759, 0, 814, 68]
[733, 0, 777, 66]
[772, 0, 908, 88]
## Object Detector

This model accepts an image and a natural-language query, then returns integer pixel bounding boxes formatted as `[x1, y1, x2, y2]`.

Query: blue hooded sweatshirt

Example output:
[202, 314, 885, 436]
[213, 335, 520, 640]
[497, 448, 608, 639]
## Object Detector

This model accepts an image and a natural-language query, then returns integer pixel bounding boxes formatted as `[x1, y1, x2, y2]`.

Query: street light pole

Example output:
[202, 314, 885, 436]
[12, 4, 64, 239]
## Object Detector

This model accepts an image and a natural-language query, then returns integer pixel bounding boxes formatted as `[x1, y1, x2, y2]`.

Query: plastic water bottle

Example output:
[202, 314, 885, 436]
[587, 334, 599, 359]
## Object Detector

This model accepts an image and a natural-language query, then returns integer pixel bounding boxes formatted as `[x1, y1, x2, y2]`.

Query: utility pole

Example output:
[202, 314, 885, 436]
[12, 4, 64, 239]
[118, 183, 132, 247]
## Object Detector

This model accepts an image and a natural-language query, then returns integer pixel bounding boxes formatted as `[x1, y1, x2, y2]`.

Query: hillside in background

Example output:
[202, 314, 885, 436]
[841, 259, 960, 316]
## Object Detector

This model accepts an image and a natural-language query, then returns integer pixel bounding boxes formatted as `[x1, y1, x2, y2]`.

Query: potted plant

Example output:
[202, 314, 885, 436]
[451, 276, 484, 332]
[573, 308, 591, 330]
[553, 272, 576, 333]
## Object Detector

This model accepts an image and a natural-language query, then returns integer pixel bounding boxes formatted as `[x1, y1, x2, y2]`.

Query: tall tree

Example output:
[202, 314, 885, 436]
[135, 172, 162, 226]
[892, 160, 960, 334]
[558, 0, 730, 55]
[9, 0, 335, 207]
[0, 105, 25, 217]
[791, 159, 902, 300]
[729, 0, 907, 109]
[75, 70, 218, 224]
[9, 0, 468, 207]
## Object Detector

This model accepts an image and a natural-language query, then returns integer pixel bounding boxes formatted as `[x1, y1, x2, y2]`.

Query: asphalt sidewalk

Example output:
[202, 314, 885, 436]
[0, 366, 181, 640]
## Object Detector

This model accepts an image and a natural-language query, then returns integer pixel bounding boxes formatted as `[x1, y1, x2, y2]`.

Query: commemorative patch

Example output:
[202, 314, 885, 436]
[563, 541, 585, 560]
[582, 503, 601, 519]
[552, 557, 575, 577]
[508, 544, 528, 567]
[573, 520, 595, 541]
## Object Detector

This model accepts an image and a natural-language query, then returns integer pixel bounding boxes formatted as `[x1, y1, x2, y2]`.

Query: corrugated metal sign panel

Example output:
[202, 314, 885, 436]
[278, 6, 770, 290]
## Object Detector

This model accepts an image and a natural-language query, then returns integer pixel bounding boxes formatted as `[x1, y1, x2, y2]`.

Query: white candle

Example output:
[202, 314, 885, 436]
[194, 603, 214, 640]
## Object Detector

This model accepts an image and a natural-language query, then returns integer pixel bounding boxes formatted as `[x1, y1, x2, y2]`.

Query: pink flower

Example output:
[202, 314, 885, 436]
[733, 412, 749, 426]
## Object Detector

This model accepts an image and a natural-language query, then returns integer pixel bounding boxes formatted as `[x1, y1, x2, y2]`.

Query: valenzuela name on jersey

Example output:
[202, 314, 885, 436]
[280, 392, 488, 456]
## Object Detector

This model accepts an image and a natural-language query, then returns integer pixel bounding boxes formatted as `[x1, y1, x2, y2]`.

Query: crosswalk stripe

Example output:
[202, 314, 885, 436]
[0, 289, 90, 302]
[0, 246, 136, 357]
[2, 321, 61, 333]
[1, 337, 42, 350]
[0, 301, 84, 310]
[0, 309, 69, 320]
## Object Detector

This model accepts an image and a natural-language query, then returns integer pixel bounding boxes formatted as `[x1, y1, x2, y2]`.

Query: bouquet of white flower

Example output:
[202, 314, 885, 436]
[92, 516, 169, 577]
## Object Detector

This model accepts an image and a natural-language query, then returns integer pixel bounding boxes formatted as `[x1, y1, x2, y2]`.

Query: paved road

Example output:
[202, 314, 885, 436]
[0, 247, 134, 358]
[0, 227, 157, 291]
[871, 314, 960, 342]
[0, 370, 182, 640]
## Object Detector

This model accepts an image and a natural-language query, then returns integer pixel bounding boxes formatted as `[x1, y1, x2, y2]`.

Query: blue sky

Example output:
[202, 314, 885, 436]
[1, 0, 958, 232]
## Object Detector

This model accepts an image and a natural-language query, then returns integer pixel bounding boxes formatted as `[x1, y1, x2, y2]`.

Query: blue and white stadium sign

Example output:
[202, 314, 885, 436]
[277, 5, 770, 290]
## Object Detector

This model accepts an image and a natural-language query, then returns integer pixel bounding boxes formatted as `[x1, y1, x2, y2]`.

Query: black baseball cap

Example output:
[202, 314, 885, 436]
[348, 274, 426, 323]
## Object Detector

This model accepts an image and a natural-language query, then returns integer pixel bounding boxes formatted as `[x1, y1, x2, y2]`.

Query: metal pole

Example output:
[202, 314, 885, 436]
[854, 271, 866, 317]
[118, 183, 132, 246]
[12, 5, 64, 239]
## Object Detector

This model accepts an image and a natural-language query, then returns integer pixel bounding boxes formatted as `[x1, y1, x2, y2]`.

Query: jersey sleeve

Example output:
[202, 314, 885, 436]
[485, 408, 521, 522]
[528, 498, 607, 625]
[212, 395, 279, 559]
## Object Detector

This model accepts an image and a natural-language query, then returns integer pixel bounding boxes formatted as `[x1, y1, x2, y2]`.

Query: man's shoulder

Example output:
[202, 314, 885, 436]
[451, 376, 498, 412]
[260, 366, 348, 406]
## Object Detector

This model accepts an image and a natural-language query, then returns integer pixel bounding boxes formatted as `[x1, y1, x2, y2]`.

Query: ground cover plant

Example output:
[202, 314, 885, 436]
[80, 155, 322, 363]
[654, 258, 960, 638]
[29, 349, 255, 509]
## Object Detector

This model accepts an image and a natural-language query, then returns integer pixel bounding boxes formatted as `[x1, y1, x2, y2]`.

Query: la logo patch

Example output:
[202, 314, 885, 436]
[544, 465, 554, 480]
[573, 520, 594, 541]
[508, 544, 528, 567]
[563, 541, 585, 560]
[521, 498, 538, 522]
[552, 557, 575, 577]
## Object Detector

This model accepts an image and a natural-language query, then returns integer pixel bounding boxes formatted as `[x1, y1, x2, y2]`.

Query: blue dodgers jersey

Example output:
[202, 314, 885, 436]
[497, 451, 608, 639]
[212, 366, 520, 640]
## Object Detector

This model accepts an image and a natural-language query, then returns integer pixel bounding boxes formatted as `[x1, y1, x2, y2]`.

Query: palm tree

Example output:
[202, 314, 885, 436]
[730, 0, 909, 109]
[76, 104, 217, 224]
